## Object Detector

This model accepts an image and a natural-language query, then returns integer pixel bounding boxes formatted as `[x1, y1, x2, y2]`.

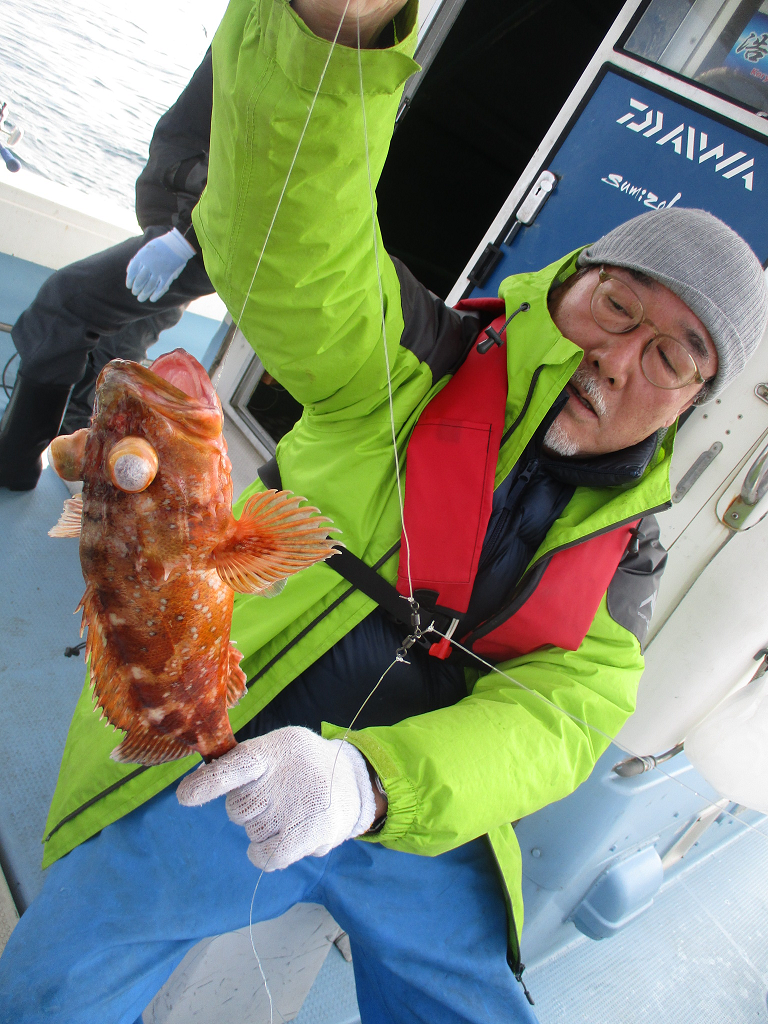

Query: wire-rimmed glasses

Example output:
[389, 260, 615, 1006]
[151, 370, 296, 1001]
[591, 267, 710, 391]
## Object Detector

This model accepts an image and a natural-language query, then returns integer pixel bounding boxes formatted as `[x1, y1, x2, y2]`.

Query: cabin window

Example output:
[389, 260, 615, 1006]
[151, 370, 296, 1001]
[623, 0, 768, 113]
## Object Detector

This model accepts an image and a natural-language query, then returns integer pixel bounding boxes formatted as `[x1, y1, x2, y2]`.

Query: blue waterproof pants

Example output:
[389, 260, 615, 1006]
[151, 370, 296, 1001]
[0, 783, 537, 1024]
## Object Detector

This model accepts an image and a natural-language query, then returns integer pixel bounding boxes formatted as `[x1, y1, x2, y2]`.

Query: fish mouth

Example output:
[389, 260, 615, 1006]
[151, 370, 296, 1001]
[150, 350, 217, 405]
[97, 350, 223, 438]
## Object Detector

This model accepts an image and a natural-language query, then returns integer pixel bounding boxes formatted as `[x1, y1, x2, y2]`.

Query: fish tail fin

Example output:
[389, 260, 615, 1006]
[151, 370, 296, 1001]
[212, 489, 340, 595]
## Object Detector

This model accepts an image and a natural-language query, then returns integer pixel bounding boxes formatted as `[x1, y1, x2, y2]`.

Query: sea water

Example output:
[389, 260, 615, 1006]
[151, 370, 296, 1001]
[0, 0, 228, 212]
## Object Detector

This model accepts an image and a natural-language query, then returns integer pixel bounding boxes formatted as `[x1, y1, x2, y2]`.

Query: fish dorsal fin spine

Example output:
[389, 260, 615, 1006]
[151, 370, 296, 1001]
[49, 493, 84, 538]
[212, 489, 339, 595]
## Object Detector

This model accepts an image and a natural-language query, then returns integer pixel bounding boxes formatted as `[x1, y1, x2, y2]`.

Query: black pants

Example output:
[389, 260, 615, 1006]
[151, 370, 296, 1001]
[11, 225, 214, 406]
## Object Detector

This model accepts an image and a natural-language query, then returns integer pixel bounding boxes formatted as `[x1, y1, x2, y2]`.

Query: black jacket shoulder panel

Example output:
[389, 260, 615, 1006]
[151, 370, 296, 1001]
[606, 515, 668, 652]
[135, 48, 213, 234]
[392, 258, 481, 381]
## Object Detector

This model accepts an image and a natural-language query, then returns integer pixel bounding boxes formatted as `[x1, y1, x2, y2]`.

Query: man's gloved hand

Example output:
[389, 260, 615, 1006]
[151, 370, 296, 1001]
[125, 228, 196, 302]
[176, 727, 378, 870]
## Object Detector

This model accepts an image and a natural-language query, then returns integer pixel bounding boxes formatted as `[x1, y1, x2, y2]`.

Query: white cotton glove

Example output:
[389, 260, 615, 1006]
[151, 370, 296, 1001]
[125, 228, 196, 302]
[176, 727, 378, 871]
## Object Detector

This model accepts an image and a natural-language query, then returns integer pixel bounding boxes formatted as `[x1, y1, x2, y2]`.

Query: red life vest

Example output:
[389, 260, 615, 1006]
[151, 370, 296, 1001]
[396, 301, 637, 662]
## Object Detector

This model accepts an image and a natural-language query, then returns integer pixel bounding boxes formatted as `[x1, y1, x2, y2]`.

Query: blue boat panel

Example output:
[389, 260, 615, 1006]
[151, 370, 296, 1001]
[0, 252, 51, 325]
[472, 69, 768, 298]
[0, 331, 89, 910]
[526, 817, 768, 1022]
[293, 946, 360, 1024]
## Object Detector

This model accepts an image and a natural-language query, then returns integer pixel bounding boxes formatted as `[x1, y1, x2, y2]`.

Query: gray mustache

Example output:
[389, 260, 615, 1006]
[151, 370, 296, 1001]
[571, 367, 607, 418]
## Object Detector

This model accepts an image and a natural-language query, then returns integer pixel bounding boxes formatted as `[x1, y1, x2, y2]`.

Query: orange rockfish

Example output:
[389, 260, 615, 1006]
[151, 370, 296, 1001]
[49, 349, 337, 766]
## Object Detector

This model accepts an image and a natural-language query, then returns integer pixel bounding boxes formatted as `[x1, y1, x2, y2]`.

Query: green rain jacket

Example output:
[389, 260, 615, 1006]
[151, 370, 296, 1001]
[43, 0, 675, 961]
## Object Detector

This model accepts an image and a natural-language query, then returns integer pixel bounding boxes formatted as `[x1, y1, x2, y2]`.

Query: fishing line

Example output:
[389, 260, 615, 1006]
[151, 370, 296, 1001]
[210, 0, 353, 395]
[241, 4, 419, 1010]
[430, 625, 768, 848]
[248, 873, 278, 1024]
[355, 15, 414, 599]
[246, 650, 405, 1022]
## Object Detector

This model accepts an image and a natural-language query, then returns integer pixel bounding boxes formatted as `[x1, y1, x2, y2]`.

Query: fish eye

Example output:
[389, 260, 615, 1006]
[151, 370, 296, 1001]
[107, 437, 159, 492]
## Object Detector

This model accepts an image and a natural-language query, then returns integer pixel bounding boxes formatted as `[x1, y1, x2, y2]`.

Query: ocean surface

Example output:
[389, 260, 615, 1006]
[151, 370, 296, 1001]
[0, 0, 229, 212]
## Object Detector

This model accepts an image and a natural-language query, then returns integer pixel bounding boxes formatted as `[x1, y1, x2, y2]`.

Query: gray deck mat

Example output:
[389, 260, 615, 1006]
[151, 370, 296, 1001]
[526, 808, 768, 1020]
[0, 335, 95, 910]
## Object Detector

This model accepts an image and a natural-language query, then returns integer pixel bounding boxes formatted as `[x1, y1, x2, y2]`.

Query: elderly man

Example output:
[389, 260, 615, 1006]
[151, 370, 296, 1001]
[1, 1, 766, 1022]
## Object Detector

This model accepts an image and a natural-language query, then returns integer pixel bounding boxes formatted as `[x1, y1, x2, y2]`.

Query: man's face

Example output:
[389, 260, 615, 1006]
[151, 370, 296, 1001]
[545, 265, 719, 457]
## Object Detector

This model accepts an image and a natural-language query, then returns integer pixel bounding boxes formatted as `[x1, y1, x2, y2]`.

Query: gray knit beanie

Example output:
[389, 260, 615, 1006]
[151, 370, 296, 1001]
[578, 208, 768, 401]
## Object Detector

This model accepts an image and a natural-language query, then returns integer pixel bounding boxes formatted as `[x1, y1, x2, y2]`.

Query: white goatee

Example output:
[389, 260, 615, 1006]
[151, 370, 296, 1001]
[543, 419, 580, 456]
[543, 367, 607, 457]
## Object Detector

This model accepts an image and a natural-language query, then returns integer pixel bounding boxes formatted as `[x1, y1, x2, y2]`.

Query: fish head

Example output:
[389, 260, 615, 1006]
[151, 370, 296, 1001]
[91, 349, 231, 505]
[95, 348, 224, 441]
[55, 350, 234, 580]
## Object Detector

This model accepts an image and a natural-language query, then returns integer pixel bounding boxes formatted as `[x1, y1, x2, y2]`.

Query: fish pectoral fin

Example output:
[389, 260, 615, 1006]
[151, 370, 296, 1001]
[226, 643, 247, 708]
[257, 578, 286, 599]
[212, 489, 340, 595]
[49, 493, 84, 538]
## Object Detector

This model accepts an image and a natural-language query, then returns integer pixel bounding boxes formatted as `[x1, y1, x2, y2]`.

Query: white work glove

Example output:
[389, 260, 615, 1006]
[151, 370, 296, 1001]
[176, 727, 378, 871]
[125, 227, 196, 302]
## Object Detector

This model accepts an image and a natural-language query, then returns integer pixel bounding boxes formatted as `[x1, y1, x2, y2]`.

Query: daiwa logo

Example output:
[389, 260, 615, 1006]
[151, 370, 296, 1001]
[617, 99, 755, 191]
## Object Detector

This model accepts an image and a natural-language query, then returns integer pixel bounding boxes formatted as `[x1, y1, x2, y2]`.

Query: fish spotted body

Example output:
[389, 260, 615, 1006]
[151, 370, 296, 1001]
[50, 350, 337, 765]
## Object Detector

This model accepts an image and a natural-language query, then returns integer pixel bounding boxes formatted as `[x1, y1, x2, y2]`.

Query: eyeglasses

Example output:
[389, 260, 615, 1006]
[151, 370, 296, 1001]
[591, 268, 711, 391]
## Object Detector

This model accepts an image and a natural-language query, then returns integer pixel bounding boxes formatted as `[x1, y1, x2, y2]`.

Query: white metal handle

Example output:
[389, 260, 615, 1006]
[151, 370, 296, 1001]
[740, 439, 768, 506]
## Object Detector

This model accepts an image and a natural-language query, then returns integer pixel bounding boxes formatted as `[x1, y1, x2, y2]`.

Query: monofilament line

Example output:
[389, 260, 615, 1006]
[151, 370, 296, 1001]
[433, 626, 768, 849]
[242, 6, 354, 1010]
[248, 651, 404, 1012]
[246, 7, 412, 1004]
[356, 7, 415, 600]
[248, 872, 278, 1024]
[212, 0, 354, 392]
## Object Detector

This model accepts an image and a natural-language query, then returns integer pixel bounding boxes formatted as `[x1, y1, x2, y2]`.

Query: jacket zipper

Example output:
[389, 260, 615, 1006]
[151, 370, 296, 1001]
[486, 838, 535, 1005]
[504, 457, 540, 509]
[479, 457, 540, 571]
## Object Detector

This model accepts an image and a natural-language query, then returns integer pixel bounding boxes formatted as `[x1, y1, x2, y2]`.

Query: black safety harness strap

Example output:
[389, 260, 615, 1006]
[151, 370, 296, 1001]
[257, 458, 441, 648]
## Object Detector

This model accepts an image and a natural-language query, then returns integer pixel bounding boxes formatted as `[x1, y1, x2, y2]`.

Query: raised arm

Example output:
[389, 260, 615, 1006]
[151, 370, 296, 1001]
[193, 0, 420, 408]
